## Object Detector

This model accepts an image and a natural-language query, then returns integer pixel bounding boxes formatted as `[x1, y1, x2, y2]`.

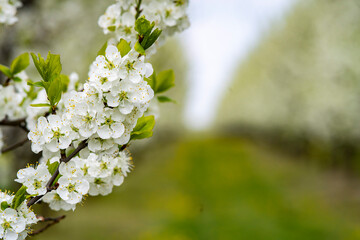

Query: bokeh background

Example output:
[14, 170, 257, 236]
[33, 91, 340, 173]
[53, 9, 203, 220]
[2, 0, 360, 239]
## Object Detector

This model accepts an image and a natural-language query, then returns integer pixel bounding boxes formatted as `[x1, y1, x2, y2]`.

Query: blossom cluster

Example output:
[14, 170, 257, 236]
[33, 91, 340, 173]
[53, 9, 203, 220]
[0, 73, 30, 123]
[28, 45, 153, 153]
[43, 150, 132, 210]
[24, 44, 153, 211]
[0, 192, 37, 240]
[99, 0, 189, 52]
[0, 0, 22, 25]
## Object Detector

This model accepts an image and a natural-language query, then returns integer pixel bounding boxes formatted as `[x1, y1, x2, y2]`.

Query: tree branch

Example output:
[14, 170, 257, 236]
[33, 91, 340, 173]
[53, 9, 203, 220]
[0, 117, 26, 126]
[0, 117, 28, 132]
[29, 215, 66, 236]
[1, 137, 28, 154]
[27, 140, 88, 207]
[3, 77, 11, 86]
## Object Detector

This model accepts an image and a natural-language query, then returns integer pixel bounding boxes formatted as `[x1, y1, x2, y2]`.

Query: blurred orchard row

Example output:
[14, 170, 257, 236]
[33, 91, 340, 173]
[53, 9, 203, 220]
[219, 0, 360, 172]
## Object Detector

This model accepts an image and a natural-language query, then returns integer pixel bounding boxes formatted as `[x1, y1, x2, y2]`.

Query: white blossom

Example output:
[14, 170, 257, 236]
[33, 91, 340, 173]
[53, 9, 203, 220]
[0, 0, 22, 25]
[98, 0, 189, 52]
[28, 115, 77, 153]
[0, 85, 26, 122]
[15, 163, 51, 195]
[88, 176, 113, 196]
[56, 176, 89, 205]
[96, 108, 125, 139]
[42, 191, 76, 211]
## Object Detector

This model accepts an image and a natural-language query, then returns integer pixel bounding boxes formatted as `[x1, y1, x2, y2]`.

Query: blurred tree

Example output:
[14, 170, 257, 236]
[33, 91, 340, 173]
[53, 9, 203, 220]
[217, 0, 360, 171]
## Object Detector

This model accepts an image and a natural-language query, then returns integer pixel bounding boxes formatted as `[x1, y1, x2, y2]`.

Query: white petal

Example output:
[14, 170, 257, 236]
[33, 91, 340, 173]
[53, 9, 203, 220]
[47, 115, 62, 129]
[76, 180, 89, 195]
[46, 139, 59, 152]
[97, 125, 112, 139]
[4, 230, 18, 240]
[144, 63, 153, 77]
[111, 123, 125, 138]
[112, 175, 124, 186]
[105, 45, 120, 62]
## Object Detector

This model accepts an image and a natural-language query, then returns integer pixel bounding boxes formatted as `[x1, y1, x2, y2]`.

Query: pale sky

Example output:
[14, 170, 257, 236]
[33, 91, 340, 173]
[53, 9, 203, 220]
[182, 0, 296, 130]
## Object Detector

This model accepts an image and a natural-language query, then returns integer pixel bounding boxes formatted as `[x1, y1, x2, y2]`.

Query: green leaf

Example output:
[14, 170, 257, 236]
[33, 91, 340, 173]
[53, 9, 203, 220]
[134, 16, 161, 50]
[107, 26, 116, 32]
[134, 41, 146, 55]
[157, 96, 176, 103]
[11, 186, 27, 210]
[0, 64, 12, 78]
[1, 201, 9, 211]
[47, 75, 63, 106]
[156, 70, 175, 93]
[27, 80, 45, 88]
[30, 103, 51, 108]
[25, 85, 39, 100]
[12, 77, 22, 82]
[97, 41, 108, 56]
[47, 161, 59, 175]
[145, 72, 156, 90]
[141, 29, 162, 50]
[131, 115, 155, 140]
[135, 16, 154, 36]
[10, 53, 30, 75]
[31, 52, 62, 83]
[117, 39, 131, 57]
[53, 174, 62, 186]
[60, 74, 70, 92]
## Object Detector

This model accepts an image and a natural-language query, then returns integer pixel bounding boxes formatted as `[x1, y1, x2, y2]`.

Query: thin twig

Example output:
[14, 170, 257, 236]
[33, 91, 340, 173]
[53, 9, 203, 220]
[1, 137, 28, 154]
[120, 144, 128, 151]
[29, 215, 66, 236]
[135, 0, 143, 19]
[27, 140, 88, 207]
[3, 77, 11, 86]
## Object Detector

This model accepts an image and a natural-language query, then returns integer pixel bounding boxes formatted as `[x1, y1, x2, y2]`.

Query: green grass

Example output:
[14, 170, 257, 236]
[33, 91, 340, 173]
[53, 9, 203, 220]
[34, 137, 360, 239]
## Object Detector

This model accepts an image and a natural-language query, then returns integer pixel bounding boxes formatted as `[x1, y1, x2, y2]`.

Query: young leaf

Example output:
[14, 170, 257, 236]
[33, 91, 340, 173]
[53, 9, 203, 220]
[47, 75, 63, 106]
[60, 74, 70, 92]
[145, 72, 156, 90]
[134, 16, 161, 50]
[134, 41, 146, 55]
[117, 39, 131, 57]
[10, 53, 30, 75]
[107, 26, 116, 32]
[135, 16, 154, 36]
[1, 201, 9, 211]
[11, 185, 27, 210]
[156, 70, 175, 93]
[0, 64, 12, 78]
[131, 115, 155, 140]
[27, 80, 45, 88]
[47, 161, 59, 175]
[157, 96, 176, 103]
[53, 174, 62, 186]
[30, 103, 51, 108]
[97, 41, 108, 56]
[31, 52, 62, 83]
[12, 77, 22, 82]
[141, 28, 162, 50]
